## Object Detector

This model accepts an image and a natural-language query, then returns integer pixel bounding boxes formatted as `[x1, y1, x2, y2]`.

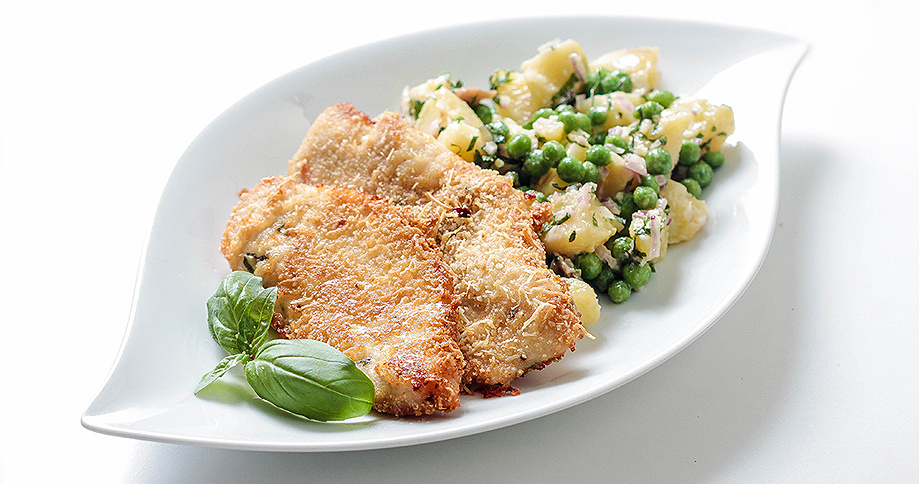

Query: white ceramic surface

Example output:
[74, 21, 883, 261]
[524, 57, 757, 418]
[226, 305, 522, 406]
[81, 16, 806, 452]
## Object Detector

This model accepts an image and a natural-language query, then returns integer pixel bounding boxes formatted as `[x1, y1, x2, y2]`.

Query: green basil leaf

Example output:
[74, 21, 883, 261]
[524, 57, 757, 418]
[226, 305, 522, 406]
[244, 339, 375, 421]
[236, 283, 276, 354]
[194, 352, 249, 394]
[207, 271, 277, 356]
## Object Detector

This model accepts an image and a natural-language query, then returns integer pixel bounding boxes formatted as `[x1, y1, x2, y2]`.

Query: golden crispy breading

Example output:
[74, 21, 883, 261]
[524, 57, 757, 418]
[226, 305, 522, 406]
[221, 177, 464, 416]
[287, 103, 583, 389]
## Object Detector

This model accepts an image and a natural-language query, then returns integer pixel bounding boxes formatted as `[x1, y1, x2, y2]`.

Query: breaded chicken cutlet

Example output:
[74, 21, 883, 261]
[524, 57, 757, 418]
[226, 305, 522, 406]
[287, 103, 584, 390]
[221, 177, 464, 416]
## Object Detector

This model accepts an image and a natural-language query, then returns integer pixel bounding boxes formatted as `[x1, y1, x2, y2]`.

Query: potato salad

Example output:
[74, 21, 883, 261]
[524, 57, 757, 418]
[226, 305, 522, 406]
[400, 39, 734, 313]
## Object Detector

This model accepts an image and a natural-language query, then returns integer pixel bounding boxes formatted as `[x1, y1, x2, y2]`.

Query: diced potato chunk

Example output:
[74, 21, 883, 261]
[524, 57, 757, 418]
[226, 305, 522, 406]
[591, 47, 661, 93]
[565, 135, 588, 161]
[490, 73, 534, 124]
[542, 184, 623, 256]
[567, 278, 601, 325]
[521, 39, 588, 88]
[574, 92, 643, 130]
[629, 198, 669, 264]
[532, 116, 566, 142]
[665, 97, 735, 152]
[437, 121, 486, 162]
[494, 39, 588, 123]
[638, 109, 693, 166]
[595, 152, 637, 199]
[534, 168, 574, 196]
[661, 180, 708, 244]
[414, 87, 483, 135]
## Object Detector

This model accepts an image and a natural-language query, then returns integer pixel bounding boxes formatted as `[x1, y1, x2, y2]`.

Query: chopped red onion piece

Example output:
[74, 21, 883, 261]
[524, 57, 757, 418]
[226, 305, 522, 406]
[616, 94, 635, 113]
[593, 244, 619, 271]
[551, 257, 581, 279]
[598, 197, 620, 215]
[623, 153, 648, 177]
[570, 53, 587, 82]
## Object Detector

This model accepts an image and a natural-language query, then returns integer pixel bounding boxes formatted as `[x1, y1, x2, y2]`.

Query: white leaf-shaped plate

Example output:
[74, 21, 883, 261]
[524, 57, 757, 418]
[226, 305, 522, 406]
[82, 16, 806, 452]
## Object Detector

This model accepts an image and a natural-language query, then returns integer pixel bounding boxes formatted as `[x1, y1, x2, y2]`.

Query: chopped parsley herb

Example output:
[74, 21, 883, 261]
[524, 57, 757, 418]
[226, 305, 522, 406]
[550, 73, 579, 106]
[490, 70, 512, 90]
[409, 99, 424, 119]
[242, 253, 268, 273]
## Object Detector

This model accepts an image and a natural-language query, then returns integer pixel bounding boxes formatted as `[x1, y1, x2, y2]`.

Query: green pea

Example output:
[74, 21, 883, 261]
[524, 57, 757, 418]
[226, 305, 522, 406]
[607, 280, 632, 303]
[601, 70, 633, 93]
[607, 134, 629, 153]
[585, 144, 612, 166]
[525, 107, 555, 128]
[474, 104, 494, 124]
[615, 192, 637, 221]
[592, 265, 616, 291]
[598, 75, 616, 94]
[486, 121, 509, 144]
[588, 105, 609, 126]
[523, 149, 550, 178]
[617, 72, 633, 92]
[610, 236, 633, 262]
[646, 90, 676, 108]
[555, 104, 576, 113]
[575, 253, 603, 280]
[644, 148, 672, 175]
[558, 111, 579, 133]
[504, 170, 520, 186]
[679, 139, 702, 165]
[623, 262, 652, 289]
[556, 156, 586, 183]
[541, 140, 566, 167]
[681, 178, 702, 198]
[589, 132, 607, 145]
[574, 112, 591, 132]
[586, 72, 600, 93]
[641, 174, 660, 195]
[704, 150, 725, 169]
[532, 107, 555, 121]
[586, 67, 610, 93]
[634, 101, 664, 120]
[688, 161, 714, 187]
[506, 133, 532, 159]
[633, 186, 657, 210]
[582, 161, 601, 184]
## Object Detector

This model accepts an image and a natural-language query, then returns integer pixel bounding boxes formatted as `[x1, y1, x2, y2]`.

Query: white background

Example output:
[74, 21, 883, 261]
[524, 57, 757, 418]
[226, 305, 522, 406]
[1, 1, 917, 482]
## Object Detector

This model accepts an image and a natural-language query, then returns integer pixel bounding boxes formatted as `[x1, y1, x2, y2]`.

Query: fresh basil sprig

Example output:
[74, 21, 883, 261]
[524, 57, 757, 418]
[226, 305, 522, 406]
[195, 352, 249, 394]
[246, 339, 374, 421]
[195, 271, 375, 422]
[206, 271, 276, 356]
